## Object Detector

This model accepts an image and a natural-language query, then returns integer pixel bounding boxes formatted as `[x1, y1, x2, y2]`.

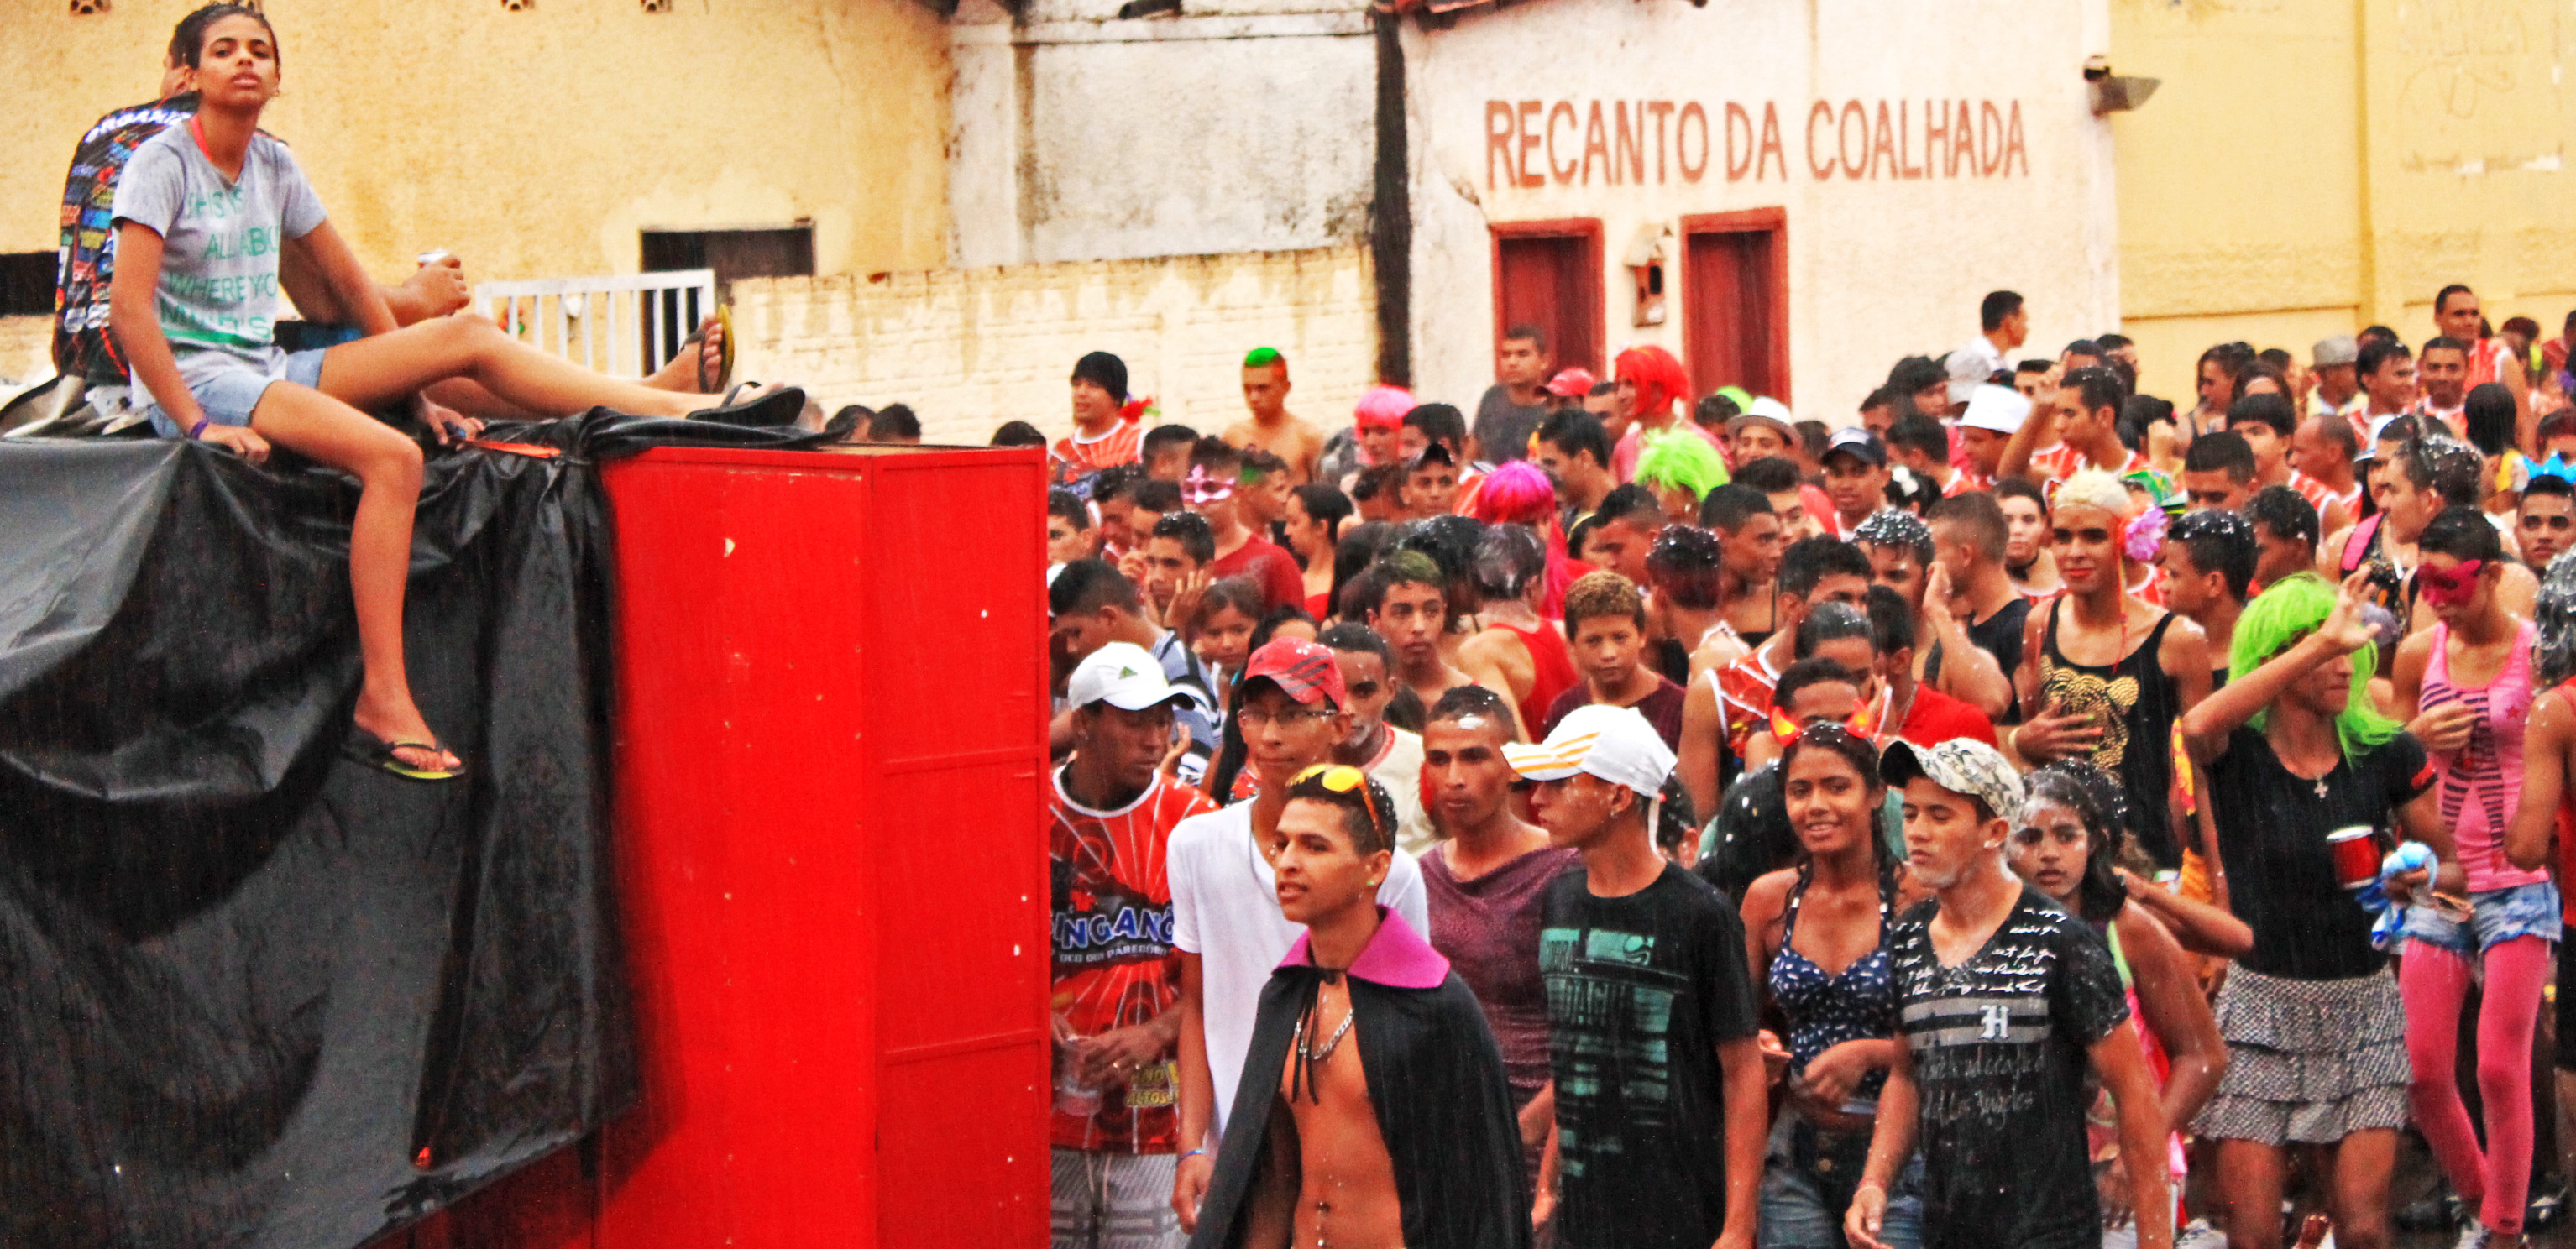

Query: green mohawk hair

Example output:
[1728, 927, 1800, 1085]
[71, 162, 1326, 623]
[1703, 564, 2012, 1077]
[1243, 347, 1284, 368]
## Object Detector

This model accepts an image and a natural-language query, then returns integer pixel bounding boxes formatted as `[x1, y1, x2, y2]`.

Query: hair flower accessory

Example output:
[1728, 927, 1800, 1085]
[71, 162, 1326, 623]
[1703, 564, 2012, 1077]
[2122, 504, 2168, 564]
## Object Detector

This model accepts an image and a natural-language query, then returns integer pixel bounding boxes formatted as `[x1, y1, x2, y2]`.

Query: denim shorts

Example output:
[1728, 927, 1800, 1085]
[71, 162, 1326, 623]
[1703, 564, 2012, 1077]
[145, 347, 330, 439]
[2402, 879, 2563, 958]
[1759, 1114, 1924, 1249]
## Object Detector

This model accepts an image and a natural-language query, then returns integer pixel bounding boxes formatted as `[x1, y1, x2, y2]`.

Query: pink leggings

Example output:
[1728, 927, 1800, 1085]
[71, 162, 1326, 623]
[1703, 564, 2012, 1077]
[2401, 936, 2553, 1234]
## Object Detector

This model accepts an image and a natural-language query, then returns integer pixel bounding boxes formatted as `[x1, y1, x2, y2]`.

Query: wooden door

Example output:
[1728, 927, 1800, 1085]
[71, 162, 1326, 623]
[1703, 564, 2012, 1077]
[1683, 211, 1789, 404]
[1492, 222, 1604, 379]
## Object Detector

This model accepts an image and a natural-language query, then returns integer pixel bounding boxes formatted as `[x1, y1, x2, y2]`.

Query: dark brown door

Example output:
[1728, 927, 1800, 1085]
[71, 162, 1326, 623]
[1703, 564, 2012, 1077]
[1683, 219, 1787, 402]
[1493, 224, 1603, 379]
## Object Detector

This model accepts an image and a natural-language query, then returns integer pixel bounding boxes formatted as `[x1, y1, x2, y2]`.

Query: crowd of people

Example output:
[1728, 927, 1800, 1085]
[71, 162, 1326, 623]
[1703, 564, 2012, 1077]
[1041, 289, 2576, 1249]
[48, 12, 2576, 1249]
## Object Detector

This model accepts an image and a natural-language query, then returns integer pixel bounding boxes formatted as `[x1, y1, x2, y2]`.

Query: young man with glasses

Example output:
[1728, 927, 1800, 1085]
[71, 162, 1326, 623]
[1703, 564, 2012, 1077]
[1168, 639, 1430, 1235]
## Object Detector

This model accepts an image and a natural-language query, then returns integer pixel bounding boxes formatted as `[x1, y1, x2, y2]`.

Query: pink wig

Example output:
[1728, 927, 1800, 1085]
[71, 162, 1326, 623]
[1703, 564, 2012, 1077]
[1353, 384, 1416, 431]
[1470, 460, 1579, 617]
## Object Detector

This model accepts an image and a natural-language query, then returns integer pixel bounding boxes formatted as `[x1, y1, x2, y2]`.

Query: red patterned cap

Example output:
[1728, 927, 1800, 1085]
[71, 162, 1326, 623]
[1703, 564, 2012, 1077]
[1241, 638, 1346, 708]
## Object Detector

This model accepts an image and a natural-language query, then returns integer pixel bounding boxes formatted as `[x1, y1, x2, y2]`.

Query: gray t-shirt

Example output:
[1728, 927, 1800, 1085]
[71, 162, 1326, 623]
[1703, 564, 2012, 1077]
[109, 125, 327, 405]
[1474, 384, 1552, 463]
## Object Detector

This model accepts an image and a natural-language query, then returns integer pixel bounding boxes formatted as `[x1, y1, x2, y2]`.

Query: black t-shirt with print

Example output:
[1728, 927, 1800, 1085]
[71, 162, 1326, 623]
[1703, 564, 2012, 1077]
[55, 93, 202, 385]
[1890, 885, 2130, 1249]
[1540, 862, 1758, 1249]
[2206, 726, 2432, 980]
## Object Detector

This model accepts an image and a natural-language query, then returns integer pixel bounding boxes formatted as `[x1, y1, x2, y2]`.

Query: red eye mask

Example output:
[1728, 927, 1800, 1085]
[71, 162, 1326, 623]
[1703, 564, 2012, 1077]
[2418, 559, 2486, 608]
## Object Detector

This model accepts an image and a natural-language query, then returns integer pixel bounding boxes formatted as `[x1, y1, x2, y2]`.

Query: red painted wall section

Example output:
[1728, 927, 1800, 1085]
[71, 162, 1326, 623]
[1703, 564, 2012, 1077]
[427, 444, 1050, 1249]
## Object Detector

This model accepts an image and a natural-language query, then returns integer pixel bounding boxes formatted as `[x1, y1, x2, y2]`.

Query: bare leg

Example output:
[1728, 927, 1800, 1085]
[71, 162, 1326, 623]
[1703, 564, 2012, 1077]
[316, 315, 715, 420]
[421, 379, 540, 423]
[2325, 1130, 2400, 1249]
[2217, 1139, 2288, 1249]
[246, 383, 458, 774]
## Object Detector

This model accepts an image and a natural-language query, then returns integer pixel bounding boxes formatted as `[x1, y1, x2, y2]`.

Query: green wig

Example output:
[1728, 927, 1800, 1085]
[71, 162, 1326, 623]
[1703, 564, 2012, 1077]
[1633, 430, 1730, 500]
[2229, 572, 2401, 759]
[1243, 347, 1284, 368]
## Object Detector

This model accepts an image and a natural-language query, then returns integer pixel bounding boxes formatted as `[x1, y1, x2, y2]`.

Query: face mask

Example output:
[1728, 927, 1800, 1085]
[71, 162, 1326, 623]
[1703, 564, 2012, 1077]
[2417, 558, 2486, 608]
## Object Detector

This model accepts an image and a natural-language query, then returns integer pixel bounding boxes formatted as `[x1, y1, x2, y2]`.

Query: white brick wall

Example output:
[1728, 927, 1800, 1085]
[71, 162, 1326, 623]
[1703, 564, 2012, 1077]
[727, 245, 1379, 447]
[0, 316, 51, 391]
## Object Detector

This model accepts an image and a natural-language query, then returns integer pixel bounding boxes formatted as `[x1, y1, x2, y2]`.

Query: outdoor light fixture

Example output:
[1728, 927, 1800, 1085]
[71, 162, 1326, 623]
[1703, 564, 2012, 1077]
[1624, 222, 1673, 329]
[2085, 55, 2160, 114]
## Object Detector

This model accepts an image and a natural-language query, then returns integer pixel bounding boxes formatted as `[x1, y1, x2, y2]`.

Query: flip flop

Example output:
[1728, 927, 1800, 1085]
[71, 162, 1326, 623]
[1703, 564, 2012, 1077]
[709, 304, 735, 395]
[343, 729, 469, 782]
[690, 384, 805, 428]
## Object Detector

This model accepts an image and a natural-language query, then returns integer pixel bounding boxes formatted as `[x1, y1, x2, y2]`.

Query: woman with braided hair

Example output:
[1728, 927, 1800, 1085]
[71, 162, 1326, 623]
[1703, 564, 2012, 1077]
[2006, 761, 2233, 1246]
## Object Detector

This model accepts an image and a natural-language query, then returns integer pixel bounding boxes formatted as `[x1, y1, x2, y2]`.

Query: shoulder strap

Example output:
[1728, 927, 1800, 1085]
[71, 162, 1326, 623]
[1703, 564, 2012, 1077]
[2341, 513, 2383, 574]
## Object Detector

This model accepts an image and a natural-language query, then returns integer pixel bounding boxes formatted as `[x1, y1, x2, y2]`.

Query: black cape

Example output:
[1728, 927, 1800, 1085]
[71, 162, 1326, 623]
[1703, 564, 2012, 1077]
[1189, 963, 1531, 1249]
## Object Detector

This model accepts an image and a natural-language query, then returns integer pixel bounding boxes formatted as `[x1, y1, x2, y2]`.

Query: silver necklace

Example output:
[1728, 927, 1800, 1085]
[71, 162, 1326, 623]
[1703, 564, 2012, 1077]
[1295, 990, 1357, 1062]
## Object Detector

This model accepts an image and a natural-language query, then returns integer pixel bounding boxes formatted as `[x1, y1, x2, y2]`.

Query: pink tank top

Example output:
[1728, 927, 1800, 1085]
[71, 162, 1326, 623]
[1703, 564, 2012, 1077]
[2422, 619, 2547, 892]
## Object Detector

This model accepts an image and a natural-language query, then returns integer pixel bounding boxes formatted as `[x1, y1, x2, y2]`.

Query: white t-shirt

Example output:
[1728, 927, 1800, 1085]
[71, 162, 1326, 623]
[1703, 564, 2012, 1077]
[1364, 727, 1436, 856]
[1167, 801, 1428, 1140]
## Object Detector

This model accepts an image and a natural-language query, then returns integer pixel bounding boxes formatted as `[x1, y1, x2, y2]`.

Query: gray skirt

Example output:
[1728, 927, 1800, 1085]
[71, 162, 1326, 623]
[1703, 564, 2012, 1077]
[2192, 964, 2411, 1146]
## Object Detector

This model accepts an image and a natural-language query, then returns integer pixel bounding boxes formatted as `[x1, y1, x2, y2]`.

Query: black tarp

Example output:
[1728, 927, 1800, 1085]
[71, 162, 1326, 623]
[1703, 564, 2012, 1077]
[0, 413, 822, 1248]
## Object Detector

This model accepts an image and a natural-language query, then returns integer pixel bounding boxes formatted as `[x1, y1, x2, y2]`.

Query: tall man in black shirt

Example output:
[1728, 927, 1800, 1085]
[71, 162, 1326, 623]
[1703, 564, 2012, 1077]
[1508, 703, 1765, 1249]
[1851, 739, 2173, 1249]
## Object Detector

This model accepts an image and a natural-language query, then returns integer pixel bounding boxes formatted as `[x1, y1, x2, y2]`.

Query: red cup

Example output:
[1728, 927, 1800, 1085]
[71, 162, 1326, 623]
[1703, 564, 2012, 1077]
[2327, 826, 2380, 891]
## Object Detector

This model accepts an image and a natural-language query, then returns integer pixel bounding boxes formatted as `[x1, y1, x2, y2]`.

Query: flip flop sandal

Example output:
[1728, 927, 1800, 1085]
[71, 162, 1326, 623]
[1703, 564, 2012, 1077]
[691, 384, 805, 428]
[343, 730, 469, 782]
[707, 304, 735, 395]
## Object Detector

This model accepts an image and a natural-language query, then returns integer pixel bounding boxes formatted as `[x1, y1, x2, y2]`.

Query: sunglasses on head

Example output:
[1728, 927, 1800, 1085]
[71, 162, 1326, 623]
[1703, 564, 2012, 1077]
[1291, 762, 1384, 827]
[2417, 559, 2487, 607]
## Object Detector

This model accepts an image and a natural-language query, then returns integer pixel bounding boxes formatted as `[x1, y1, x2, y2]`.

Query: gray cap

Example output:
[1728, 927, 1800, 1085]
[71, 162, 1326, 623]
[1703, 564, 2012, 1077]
[2313, 334, 2359, 368]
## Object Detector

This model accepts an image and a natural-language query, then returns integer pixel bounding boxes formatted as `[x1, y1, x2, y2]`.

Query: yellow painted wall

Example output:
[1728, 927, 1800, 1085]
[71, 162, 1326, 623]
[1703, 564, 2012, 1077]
[2113, 0, 2576, 400]
[1, 0, 950, 287]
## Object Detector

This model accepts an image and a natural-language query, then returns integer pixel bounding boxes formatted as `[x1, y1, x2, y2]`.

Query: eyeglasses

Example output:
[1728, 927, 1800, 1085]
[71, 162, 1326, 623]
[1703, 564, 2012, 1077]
[1291, 763, 1384, 828]
[1238, 706, 1330, 729]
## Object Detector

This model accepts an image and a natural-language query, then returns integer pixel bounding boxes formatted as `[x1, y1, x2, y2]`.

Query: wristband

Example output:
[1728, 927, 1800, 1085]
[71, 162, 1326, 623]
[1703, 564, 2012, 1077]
[1181, 1149, 1207, 1161]
[1854, 1177, 1887, 1194]
[188, 419, 210, 442]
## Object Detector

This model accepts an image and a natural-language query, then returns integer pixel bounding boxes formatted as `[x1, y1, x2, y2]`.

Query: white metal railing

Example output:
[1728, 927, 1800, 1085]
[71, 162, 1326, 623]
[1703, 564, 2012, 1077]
[475, 269, 716, 379]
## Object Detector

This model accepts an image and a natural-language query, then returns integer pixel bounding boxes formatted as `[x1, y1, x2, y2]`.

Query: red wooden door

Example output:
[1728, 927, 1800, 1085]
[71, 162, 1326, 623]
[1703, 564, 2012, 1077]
[1683, 212, 1788, 404]
[1492, 222, 1604, 379]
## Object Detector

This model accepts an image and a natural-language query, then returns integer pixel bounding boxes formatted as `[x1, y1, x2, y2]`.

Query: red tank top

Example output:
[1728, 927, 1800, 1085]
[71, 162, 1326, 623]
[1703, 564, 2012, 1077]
[1495, 620, 1579, 735]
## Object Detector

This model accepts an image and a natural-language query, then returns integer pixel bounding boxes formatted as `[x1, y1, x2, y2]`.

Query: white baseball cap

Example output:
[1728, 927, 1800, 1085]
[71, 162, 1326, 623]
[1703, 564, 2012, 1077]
[1959, 384, 2032, 435]
[1067, 642, 1186, 712]
[1501, 703, 1677, 797]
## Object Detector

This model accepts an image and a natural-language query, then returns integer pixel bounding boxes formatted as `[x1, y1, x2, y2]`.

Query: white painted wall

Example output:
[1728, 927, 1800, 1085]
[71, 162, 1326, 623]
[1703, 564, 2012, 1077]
[726, 247, 1374, 447]
[949, 0, 1376, 267]
[1402, 0, 2119, 426]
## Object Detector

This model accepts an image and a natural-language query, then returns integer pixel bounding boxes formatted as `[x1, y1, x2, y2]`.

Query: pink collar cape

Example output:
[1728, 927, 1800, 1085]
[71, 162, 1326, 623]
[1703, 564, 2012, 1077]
[1278, 907, 1449, 989]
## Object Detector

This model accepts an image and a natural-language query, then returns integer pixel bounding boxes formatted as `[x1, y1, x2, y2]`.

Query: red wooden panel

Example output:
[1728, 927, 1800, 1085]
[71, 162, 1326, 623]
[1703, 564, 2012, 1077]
[1682, 210, 1790, 404]
[450, 444, 1048, 1249]
[1491, 220, 1603, 379]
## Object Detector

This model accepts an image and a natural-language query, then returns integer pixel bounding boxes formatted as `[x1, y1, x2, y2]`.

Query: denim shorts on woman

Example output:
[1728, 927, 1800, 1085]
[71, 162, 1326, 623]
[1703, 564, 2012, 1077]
[2401, 880, 2563, 959]
[145, 347, 329, 439]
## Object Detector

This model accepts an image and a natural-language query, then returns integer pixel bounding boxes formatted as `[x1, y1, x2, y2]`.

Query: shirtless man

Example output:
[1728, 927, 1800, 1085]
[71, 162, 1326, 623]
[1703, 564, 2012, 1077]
[1678, 536, 1873, 816]
[1643, 525, 1751, 688]
[1365, 551, 1475, 710]
[1699, 483, 1787, 663]
[1196, 767, 1529, 1249]
[1223, 348, 1323, 484]
[1996, 478, 2063, 598]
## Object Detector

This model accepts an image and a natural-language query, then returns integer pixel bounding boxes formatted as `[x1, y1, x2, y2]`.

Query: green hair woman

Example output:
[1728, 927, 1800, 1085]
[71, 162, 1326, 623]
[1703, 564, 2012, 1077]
[2175, 567, 2448, 1249]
